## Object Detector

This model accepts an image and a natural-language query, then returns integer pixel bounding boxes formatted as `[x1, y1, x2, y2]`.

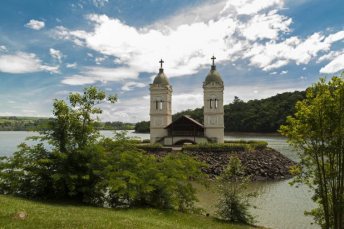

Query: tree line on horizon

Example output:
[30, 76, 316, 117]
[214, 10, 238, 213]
[135, 90, 307, 133]
[0, 116, 134, 131]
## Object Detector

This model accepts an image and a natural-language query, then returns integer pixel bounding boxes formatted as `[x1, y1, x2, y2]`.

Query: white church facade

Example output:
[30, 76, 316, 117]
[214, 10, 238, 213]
[149, 57, 224, 145]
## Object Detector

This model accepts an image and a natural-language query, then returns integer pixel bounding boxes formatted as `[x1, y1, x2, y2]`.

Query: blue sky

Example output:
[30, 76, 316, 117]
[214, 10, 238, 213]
[1, 0, 344, 123]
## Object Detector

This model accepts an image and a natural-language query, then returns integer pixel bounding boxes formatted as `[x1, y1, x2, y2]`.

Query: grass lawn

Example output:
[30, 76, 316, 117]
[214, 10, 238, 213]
[0, 195, 257, 229]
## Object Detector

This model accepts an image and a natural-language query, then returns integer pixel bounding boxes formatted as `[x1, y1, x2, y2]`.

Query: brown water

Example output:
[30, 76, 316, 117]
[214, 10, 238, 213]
[0, 130, 319, 229]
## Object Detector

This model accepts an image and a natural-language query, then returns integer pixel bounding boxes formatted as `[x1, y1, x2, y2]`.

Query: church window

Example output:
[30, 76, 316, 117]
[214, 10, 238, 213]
[210, 99, 213, 108]
[215, 99, 218, 108]
[159, 101, 163, 110]
[155, 101, 158, 110]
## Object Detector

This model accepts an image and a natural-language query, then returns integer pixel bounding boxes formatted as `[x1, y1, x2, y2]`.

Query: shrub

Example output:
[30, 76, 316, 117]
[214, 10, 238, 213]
[216, 155, 257, 224]
[183, 141, 267, 152]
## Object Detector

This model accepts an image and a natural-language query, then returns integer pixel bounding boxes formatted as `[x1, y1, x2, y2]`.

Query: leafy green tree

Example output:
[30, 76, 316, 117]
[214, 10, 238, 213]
[96, 133, 208, 212]
[280, 73, 344, 229]
[216, 155, 256, 224]
[0, 86, 117, 201]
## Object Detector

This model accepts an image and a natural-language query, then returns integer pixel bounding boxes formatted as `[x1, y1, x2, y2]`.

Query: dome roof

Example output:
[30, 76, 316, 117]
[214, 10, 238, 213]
[153, 69, 170, 85]
[205, 66, 223, 83]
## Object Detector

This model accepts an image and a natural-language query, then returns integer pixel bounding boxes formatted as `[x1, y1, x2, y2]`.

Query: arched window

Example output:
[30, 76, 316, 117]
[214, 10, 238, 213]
[210, 99, 213, 108]
[155, 100, 163, 110]
[215, 99, 218, 108]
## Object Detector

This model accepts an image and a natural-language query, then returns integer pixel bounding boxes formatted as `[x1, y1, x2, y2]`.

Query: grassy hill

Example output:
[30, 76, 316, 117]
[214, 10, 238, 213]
[0, 195, 255, 229]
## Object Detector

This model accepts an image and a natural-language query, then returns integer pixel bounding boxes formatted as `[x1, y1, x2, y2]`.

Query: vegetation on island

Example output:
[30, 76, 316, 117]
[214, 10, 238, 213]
[135, 90, 306, 133]
[280, 73, 344, 229]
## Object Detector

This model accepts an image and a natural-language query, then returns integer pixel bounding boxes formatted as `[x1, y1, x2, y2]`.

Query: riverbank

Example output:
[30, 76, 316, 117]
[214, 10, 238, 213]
[0, 195, 256, 229]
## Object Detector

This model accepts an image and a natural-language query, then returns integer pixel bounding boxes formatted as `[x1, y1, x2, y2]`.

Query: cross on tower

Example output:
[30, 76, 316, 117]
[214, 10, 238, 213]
[211, 56, 216, 66]
[159, 59, 164, 69]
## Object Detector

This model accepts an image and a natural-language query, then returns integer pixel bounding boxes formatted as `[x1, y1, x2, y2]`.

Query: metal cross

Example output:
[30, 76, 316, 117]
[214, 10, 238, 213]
[211, 56, 216, 66]
[159, 59, 164, 69]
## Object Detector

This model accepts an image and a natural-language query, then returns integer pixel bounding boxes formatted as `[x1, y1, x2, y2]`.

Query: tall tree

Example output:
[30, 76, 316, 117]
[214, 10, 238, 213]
[280, 73, 344, 229]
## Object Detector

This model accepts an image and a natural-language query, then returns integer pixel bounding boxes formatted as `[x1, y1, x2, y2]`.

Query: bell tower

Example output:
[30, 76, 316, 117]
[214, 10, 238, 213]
[149, 59, 172, 144]
[203, 56, 224, 143]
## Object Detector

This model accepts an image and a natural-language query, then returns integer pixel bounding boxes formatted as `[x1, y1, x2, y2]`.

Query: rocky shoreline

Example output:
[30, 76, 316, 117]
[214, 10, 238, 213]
[147, 148, 297, 181]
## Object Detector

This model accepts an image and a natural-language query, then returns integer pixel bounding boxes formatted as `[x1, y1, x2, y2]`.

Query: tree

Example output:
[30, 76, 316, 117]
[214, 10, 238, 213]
[279, 73, 344, 229]
[216, 154, 256, 224]
[96, 132, 208, 212]
[0, 86, 117, 200]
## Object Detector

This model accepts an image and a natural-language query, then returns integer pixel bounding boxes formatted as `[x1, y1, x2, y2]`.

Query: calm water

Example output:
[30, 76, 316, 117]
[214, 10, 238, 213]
[0, 130, 317, 229]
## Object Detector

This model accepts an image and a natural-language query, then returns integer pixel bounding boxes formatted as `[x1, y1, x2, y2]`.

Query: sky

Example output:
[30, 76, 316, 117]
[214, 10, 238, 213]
[1, 0, 344, 123]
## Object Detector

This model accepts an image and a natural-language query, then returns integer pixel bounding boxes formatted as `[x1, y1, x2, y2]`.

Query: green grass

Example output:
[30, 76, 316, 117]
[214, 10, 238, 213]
[0, 195, 256, 229]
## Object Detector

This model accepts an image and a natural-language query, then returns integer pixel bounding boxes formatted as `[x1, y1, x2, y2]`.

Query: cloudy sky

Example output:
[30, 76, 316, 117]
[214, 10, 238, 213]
[1, 0, 344, 123]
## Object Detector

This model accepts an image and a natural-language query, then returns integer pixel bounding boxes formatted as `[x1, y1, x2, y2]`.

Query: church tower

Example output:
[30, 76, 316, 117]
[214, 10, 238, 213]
[203, 56, 224, 143]
[149, 59, 172, 144]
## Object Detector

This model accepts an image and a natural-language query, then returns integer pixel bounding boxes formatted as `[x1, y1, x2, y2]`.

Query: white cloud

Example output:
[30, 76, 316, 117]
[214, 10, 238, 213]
[93, 0, 109, 7]
[50, 48, 63, 63]
[95, 56, 107, 64]
[317, 50, 344, 63]
[0, 45, 7, 52]
[121, 82, 146, 91]
[319, 54, 344, 74]
[0, 52, 59, 74]
[62, 66, 139, 85]
[105, 88, 112, 91]
[239, 11, 291, 41]
[302, 67, 306, 70]
[66, 62, 77, 68]
[51, 0, 344, 77]
[280, 70, 288, 75]
[270, 72, 277, 75]
[25, 19, 45, 30]
[21, 109, 37, 114]
[244, 31, 344, 71]
[221, 0, 283, 16]
[61, 75, 96, 85]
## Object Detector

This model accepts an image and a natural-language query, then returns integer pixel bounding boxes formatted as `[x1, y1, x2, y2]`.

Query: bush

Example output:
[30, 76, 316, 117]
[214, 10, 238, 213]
[216, 155, 256, 224]
[142, 139, 150, 143]
[96, 137, 208, 212]
[137, 143, 165, 151]
[183, 141, 267, 152]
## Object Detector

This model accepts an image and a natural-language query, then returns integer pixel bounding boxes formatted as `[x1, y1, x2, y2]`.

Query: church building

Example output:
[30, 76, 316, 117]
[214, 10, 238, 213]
[149, 57, 224, 145]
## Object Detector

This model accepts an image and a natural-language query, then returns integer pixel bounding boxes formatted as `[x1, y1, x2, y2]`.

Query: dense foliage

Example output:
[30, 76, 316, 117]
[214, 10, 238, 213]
[0, 117, 52, 131]
[0, 87, 208, 213]
[183, 141, 267, 152]
[102, 121, 134, 130]
[134, 90, 306, 133]
[216, 155, 256, 224]
[0, 116, 134, 131]
[280, 73, 344, 229]
[134, 120, 150, 132]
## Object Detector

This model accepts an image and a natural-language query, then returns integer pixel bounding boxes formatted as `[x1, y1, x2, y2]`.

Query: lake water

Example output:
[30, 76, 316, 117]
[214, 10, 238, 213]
[0, 130, 318, 229]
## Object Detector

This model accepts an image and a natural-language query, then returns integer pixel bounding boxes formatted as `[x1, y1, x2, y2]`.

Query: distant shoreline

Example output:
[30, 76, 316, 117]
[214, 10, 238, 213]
[224, 132, 281, 136]
[133, 131, 282, 136]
